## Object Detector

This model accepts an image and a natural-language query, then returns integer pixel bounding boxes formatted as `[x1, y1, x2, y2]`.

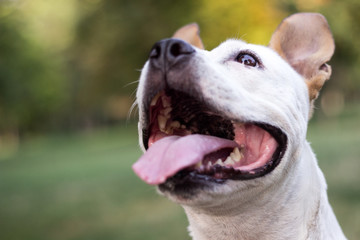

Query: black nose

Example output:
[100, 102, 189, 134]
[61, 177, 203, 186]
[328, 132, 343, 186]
[149, 38, 195, 70]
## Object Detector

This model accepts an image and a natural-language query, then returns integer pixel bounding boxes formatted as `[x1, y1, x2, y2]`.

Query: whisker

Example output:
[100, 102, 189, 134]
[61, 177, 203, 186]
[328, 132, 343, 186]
[124, 80, 139, 88]
[127, 99, 138, 122]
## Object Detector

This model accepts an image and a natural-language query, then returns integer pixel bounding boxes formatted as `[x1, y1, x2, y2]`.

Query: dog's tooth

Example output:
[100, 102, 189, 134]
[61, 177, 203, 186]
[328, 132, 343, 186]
[224, 156, 235, 165]
[158, 115, 167, 131]
[231, 147, 241, 162]
[198, 164, 206, 172]
[234, 147, 241, 156]
[164, 128, 173, 135]
[159, 109, 171, 119]
[169, 121, 180, 129]
[195, 161, 202, 168]
[163, 107, 172, 117]
[215, 159, 223, 166]
[150, 93, 162, 106]
[190, 126, 199, 132]
[165, 121, 180, 134]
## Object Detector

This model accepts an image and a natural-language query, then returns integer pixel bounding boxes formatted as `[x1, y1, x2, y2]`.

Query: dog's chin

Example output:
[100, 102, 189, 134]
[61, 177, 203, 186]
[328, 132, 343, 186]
[157, 170, 223, 201]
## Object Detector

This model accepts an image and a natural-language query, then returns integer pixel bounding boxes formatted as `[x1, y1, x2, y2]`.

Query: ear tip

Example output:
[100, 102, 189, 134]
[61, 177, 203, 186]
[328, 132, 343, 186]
[186, 23, 201, 34]
[287, 12, 327, 21]
[282, 12, 335, 45]
[285, 12, 331, 30]
[187, 22, 200, 28]
[172, 23, 204, 49]
[173, 23, 201, 36]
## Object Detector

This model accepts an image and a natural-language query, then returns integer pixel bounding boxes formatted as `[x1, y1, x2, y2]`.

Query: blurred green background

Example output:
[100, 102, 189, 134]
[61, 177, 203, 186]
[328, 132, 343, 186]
[0, 0, 359, 239]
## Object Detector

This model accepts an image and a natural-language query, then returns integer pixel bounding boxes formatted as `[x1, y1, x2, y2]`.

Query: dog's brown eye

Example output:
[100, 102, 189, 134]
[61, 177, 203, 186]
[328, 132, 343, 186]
[236, 53, 259, 67]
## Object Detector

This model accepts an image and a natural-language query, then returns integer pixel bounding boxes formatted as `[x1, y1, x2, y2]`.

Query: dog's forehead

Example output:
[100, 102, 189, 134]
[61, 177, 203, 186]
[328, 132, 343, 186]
[209, 39, 281, 63]
[207, 39, 301, 84]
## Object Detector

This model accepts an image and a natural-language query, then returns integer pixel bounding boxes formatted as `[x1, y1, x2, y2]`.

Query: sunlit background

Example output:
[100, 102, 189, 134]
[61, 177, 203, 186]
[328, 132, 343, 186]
[0, 0, 359, 239]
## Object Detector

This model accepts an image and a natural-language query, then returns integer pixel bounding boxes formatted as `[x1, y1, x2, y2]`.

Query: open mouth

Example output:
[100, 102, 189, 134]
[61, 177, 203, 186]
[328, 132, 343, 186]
[133, 89, 287, 185]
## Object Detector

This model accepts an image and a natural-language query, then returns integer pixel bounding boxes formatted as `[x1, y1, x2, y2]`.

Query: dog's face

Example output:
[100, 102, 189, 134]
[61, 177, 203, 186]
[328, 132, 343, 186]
[133, 13, 334, 209]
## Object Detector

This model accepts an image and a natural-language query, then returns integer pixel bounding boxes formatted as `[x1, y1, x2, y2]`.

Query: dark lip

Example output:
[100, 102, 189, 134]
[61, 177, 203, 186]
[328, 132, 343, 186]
[141, 89, 288, 184]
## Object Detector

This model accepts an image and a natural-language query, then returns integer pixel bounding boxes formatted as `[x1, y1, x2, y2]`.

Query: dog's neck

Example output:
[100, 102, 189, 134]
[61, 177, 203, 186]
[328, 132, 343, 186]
[182, 143, 343, 240]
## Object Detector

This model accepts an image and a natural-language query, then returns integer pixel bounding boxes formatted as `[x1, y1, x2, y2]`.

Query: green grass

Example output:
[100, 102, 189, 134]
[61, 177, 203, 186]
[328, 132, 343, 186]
[0, 105, 360, 240]
[0, 124, 189, 240]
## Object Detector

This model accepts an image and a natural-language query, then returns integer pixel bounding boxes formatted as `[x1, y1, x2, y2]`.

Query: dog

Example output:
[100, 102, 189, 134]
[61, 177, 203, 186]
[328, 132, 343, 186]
[132, 13, 347, 240]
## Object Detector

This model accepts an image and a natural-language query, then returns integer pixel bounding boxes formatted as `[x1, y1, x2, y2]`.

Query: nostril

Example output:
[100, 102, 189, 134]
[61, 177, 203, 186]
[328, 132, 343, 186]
[149, 39, 194, 68]
[150, 45, 161, 58]
[170, 43, 181, 57]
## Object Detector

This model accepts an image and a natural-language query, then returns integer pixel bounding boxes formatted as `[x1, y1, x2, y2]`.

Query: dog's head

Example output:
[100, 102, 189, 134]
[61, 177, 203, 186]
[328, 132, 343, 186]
[133, 13, 334, 208]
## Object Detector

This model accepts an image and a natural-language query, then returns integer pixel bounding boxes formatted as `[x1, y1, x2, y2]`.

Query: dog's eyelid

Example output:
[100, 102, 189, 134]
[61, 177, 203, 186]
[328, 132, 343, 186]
[235, 50, 263, 68]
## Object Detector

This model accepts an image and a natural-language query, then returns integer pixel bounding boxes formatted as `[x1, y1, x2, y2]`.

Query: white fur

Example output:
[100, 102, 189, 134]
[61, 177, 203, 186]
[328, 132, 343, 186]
[136, 39, 347, 239]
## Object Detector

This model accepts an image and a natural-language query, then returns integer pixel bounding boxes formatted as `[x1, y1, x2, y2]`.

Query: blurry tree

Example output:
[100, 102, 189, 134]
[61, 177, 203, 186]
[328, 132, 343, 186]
[69, 0, 284, 125]
[196, 0, 285, 48]
[0, 0, 359, 133]
[68, 0, 197, 125]
[278, 0, 360, 101]
[0, 2, 69, 133]
[322, 0, 360, 101]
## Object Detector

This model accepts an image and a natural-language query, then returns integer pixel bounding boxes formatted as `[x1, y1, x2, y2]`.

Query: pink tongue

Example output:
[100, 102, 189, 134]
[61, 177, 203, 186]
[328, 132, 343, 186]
[132, 134, 238, 185]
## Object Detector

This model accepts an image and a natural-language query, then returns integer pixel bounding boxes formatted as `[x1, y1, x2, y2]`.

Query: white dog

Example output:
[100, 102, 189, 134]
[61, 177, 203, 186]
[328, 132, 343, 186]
[133, 13, 347, 240]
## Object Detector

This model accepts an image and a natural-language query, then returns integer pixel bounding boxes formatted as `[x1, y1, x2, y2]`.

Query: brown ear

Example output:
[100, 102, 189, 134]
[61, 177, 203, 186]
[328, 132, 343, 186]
[269, 13, 335, 102]
[172, 23, 204, 49]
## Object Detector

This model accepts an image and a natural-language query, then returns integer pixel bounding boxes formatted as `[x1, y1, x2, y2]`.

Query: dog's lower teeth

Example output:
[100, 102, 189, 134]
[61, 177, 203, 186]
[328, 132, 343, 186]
[215, 159, 223, 166]
[230, 147, 242, 162]
[195, 161, 202, 168]
[195, 147, 244, 172]
[224, 156, 235, 165]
